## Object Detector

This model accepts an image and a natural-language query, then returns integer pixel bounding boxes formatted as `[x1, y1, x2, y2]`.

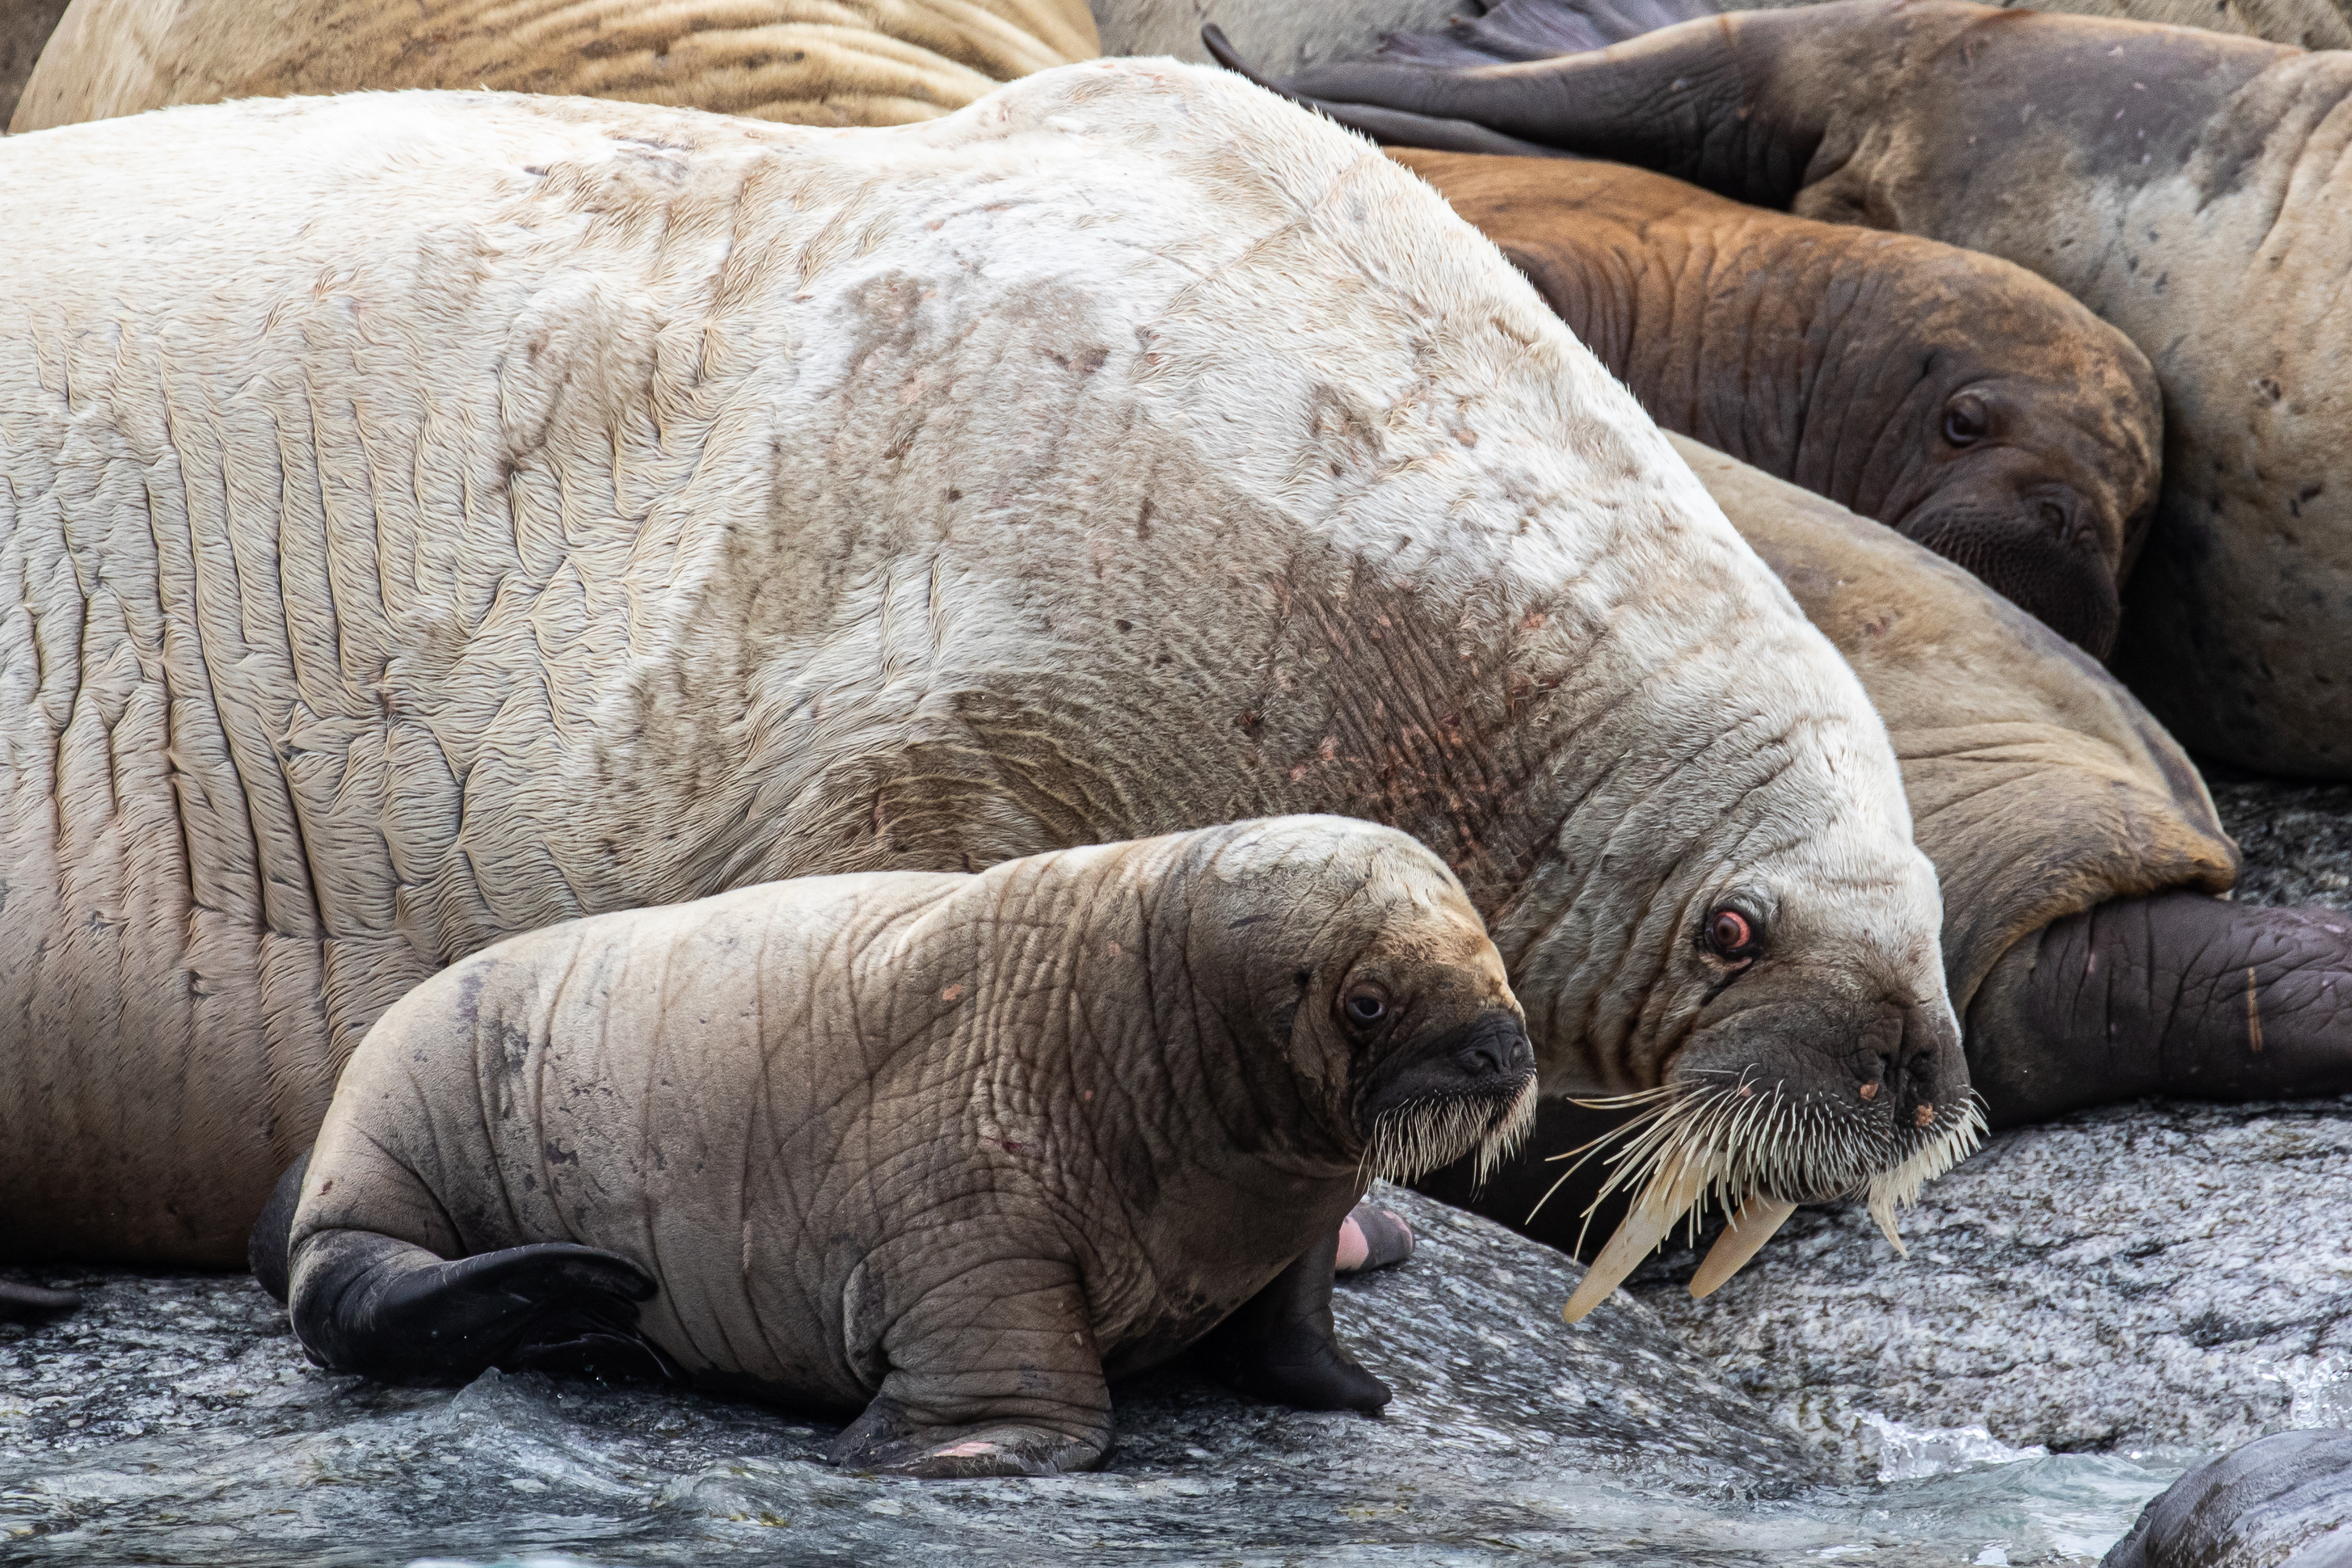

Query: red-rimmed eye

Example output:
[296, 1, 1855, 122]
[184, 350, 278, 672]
[1344, 992, 1387, 1026]
[1706, 908, 1758, 959]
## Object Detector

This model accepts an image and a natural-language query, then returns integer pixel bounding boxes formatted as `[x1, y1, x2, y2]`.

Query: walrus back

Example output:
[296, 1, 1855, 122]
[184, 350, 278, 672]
[10, 0, 1101, 132]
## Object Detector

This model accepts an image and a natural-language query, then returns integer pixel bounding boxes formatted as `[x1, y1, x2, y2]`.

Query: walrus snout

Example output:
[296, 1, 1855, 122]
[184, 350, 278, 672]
[1898, 486, 2123, 657]
[1355, 1008, 1539, 1186]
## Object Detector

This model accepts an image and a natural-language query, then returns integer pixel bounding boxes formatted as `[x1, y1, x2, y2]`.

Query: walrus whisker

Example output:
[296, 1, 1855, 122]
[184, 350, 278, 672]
[1361, 1070, 1539, 1187]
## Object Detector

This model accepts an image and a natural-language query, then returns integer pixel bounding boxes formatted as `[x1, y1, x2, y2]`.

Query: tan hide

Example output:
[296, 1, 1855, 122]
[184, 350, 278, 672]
[1671, 434, 2239, 1013]
[10, 0, 1100, 132]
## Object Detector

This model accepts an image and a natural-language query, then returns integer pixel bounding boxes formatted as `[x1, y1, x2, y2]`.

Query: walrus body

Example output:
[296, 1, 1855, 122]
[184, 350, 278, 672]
[0, 0, 68, 126]
[10, 0, 1097, 132]
[2102, 1430, 2352, 1568]
[1387, 149, 2161, 656]
[277, 818, 1537, 1476]
[0, 71, 1967, 1274]
[1234, 0, 2352, 778]
[1430, 436, 2352, 1274]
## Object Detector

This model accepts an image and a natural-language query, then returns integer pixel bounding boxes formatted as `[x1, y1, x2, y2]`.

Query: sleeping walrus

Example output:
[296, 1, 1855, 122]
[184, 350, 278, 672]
[10, 0, 1098, 131]
[1385, 149, 2161, 657]
[0, 65, 1971, 1325]
[1215, 0, 2352, 779]
[264, 817, 1538, 1477]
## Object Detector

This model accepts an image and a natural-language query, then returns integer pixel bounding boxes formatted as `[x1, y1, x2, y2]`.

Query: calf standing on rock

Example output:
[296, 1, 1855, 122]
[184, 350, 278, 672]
[265, 819, 1539, 1476]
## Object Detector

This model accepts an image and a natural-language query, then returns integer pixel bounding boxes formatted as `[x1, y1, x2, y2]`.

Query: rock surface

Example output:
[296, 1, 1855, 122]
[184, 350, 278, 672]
[1628, 779, 2352, 1459]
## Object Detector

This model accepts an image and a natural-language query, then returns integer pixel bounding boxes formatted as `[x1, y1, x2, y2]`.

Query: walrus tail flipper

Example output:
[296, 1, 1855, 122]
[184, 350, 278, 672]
[1968, 891, 2352, 1127]
[829, 1257, 1113, 1479]
[287, 1229, 670, 1386]
[248, 1150, 311, 1304]
[1371, 0, 1719, 66]
[1204, 7, 1834, 208]
[0, 1280, 81, 1320]
[1197, 1228, 1392, 1414]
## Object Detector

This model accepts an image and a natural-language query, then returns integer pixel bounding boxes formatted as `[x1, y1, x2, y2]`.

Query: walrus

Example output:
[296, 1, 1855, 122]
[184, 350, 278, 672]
[1382, 148, 2162, 656]
[1427, 435, 2352, 1298]
[0, 64, 1972, 1332]
[1213, 0, 2352, 779]
[0, 0, 68, 127]
[2103, 1429, 2352, 1568]
[9, 0, 1099, 132]
[258, 817, 1538, 1476]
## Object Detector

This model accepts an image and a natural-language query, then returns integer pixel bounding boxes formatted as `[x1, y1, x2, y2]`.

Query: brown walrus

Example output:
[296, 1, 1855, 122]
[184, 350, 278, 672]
[0, 69, 1972, 1326]
[261, 817, 1538, 1476]
[1386, 148, 2161, 657]
[1430, 435, 2352, 1296]
[9, 0, 1099, 132]
[1209, 0, 2352, 779]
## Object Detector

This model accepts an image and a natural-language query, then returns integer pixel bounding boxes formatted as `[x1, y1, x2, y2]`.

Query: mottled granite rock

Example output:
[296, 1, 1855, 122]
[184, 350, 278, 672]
[1626, 780, 2352, 1459]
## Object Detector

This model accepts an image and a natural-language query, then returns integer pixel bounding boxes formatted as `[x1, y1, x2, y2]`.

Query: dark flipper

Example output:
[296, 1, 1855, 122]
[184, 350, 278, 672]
[248, 1150, 311, 1304]
[288, 1228, 671, 1386]
[1371, 0, 1719, 66]
[2103, 1428, 2352, 1568]
[1204, 5, 1833, 208]
[1969, 891, 2352, 1127]
[1198, 1229, 1391, 1413]
[0, 1280, 82, 1320]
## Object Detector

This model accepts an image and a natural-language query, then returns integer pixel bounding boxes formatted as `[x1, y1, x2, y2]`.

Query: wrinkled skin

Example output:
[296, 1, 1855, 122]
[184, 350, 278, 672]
[1427, 439, 2352, 1261]
[10, 0, 1098, 132]
[0, 73, 1957, 1269]
[1231, 0, 2352, 779]
[2103, 1429, 2352, 1568]
[279, 819, 1538, 1478]
[1388, 149, 2161, 656]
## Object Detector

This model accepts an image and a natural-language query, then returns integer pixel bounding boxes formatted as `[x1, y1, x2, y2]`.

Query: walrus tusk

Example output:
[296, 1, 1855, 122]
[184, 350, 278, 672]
[1687, 1196, 1798, 1299]
[1561, 1154, 1708, 1324]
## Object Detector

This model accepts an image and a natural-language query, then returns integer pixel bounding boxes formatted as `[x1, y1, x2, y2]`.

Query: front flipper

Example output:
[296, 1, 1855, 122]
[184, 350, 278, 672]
[1969, 891, 2352, 1126]
[288, 1228, 671, 1386]
[1199, 1229, 1391, 1414]
[829, 1257, 1112, 1479]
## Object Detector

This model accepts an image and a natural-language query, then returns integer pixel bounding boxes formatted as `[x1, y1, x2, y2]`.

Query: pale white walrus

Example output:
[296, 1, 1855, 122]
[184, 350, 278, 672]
[0, 67, 1967, 1311]
[10, 0, 1099, 132]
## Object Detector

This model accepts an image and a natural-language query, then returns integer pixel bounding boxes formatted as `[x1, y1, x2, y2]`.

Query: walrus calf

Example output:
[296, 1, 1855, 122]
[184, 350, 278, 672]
[10, 0, 1098, 132]
[1379, 149, 2161, 656]
[1225, 0, 2352, 779]
[272, 818, 1537, 1477]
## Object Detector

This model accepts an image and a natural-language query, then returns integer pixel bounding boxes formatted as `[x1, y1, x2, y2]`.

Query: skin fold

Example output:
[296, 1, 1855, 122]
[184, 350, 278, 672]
[1428, 438, 2352, 1260]
[10, 0, 1099, 132]
[271, 819, 1539, 1478]
[2104, 1429, 2352, 1568]
[1387, 148, 2162, 656]
[1225, 0, 2352, 779]
[0, 71, 1960, 1272]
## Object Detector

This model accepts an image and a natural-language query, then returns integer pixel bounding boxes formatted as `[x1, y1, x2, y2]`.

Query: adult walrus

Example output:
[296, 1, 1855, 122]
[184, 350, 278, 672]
[0, 66, 1975, 1309]
[10, 0, 1098, 132]
[265, 817, 1539, 1476]
[1384, 148, 2162, 656]
[1214, 0, 2352, 779]
[1429, 435, 2352, 1298]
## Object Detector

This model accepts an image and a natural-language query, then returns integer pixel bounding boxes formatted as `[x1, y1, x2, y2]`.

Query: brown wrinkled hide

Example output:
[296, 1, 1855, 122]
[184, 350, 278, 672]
[290, 821, 1523, 1457]
[1392, 149, 2163, 657]
[10, 0, 1099, 132]
[1672, 434, 2237, 1014]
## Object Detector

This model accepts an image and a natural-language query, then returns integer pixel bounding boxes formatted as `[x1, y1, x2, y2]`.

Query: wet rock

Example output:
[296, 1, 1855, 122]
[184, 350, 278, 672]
[2101, 1428, 2352, 1567]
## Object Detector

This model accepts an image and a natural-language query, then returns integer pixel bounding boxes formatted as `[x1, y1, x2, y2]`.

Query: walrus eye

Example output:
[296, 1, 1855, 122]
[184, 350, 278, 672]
[1344, 991, 1388, 1027]
[1942, 395, 1989, 448]
[1705, 907, 1763, 962]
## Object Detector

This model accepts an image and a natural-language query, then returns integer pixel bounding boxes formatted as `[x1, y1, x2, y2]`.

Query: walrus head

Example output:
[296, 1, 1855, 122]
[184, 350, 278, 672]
[1185, 818, 1540, 1188]
[1862, 254, 2163, 661]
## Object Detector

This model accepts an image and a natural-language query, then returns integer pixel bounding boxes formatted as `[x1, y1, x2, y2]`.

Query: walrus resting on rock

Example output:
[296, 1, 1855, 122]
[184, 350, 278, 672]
[0, 64, 1973, 1328]
[10, 0, 1098, 132]
[1218, 0, 2352, 779]
[1428, 437, 2352, 1292]
[1380, 149, 2161, 657]
[253, 818, 1537, 1476]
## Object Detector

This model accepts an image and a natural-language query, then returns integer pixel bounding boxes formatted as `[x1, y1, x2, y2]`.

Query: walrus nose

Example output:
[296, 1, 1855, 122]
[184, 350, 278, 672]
[1451, 1011, 1535, 1080]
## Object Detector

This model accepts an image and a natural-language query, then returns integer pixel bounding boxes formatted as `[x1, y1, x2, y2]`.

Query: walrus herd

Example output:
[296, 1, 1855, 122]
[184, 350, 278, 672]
[1, 0, 2349, 1533]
